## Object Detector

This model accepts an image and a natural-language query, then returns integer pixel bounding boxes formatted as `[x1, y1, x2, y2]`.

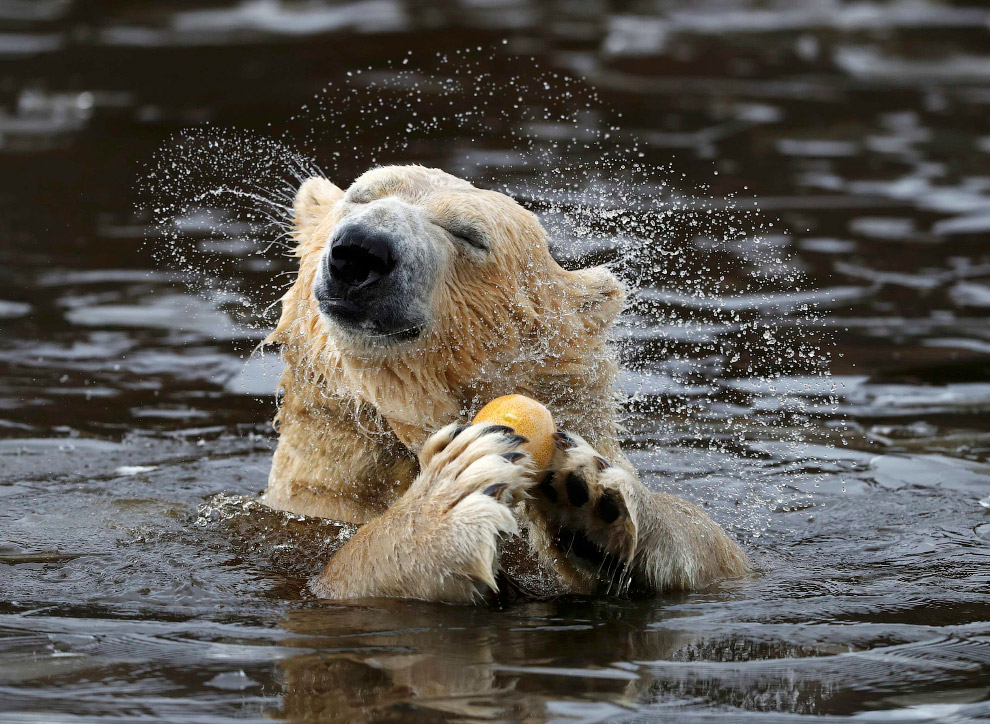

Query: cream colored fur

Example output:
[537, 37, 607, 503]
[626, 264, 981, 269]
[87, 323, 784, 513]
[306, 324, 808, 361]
[263, 165, 750, 602]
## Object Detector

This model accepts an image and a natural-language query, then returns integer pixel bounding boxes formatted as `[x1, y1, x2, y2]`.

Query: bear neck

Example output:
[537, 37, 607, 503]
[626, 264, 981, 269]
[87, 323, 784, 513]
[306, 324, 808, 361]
[329, 331, 621, 454]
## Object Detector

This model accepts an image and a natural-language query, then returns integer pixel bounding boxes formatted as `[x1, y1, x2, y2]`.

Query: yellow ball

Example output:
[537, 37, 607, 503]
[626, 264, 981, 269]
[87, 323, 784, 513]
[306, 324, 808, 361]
[472, 394, 557, 471]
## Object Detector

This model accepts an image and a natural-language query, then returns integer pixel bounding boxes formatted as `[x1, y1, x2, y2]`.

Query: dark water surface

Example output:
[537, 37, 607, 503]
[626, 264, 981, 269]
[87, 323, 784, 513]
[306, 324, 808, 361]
[2, 1, 990, 721]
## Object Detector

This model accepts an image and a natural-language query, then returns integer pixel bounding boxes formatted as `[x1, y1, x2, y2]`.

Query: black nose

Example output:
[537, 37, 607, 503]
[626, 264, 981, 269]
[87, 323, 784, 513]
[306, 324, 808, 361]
[328, 227, 396, 289]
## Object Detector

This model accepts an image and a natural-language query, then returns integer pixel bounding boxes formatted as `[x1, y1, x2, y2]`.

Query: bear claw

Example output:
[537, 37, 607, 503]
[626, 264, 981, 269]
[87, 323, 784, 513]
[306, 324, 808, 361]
[484, 424, 514, 435]
[552, 431, 576, 450]
[483, 482, 509, 498]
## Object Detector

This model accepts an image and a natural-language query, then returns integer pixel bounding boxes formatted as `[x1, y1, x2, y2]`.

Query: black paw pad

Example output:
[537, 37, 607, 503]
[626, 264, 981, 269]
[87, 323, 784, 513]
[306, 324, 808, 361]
[501, 451, 526, 463]
[451, 424, 471, 439]
[504, 433, 529, 446]
[553, 431, 576, 450]
[565, 472, 590, 507]
[596, 489, 624, 524]
[538, 477, 558, 502]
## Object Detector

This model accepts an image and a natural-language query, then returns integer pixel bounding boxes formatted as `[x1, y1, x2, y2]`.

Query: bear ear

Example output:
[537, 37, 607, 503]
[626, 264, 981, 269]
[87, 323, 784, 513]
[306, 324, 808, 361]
[294, 176, 344, 228]
[566, 265, 626, 331]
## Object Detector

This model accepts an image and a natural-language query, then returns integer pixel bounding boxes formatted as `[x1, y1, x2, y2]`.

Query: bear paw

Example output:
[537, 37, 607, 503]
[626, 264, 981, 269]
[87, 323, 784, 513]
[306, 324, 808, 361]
[313, 423, 535, 602]
[412, 422, 534, 506]
[525, 431, 643, 594]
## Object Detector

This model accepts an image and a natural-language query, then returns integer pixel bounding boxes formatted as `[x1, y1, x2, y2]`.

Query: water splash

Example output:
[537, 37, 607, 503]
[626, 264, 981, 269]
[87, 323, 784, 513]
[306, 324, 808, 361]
[196, 493, 357, 578]
[142, 45, 839, 541]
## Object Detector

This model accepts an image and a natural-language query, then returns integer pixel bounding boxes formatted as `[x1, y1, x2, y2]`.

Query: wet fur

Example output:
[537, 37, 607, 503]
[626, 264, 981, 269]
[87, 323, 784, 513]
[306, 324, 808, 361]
[263, 165, 750, 602]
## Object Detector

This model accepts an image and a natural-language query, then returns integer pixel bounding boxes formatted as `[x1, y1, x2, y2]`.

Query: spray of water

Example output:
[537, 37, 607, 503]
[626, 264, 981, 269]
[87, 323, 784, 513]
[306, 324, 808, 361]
[142, 45, 838, 542]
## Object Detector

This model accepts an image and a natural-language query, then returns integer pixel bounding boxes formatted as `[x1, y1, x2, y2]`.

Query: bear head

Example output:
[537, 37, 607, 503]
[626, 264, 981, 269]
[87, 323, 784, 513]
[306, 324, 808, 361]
[270, 165, 625, 447]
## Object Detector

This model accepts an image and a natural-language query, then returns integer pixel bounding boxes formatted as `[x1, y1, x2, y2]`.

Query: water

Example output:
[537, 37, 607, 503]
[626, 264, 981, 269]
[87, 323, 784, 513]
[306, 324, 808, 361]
[1, 1, 989, 721]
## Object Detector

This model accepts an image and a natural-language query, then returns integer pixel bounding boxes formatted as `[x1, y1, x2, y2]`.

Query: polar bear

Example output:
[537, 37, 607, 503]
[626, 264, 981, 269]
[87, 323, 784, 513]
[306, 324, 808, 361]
[263, 165, 750, 602]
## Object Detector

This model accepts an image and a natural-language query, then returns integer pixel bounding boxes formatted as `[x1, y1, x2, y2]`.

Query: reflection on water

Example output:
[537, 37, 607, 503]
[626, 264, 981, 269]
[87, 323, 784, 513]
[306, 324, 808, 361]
[1, 1, 989, 721]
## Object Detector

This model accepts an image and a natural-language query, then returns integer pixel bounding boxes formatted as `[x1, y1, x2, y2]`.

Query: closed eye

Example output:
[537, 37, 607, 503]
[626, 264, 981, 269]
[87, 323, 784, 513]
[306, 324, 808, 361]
[443, 223, 489, 252]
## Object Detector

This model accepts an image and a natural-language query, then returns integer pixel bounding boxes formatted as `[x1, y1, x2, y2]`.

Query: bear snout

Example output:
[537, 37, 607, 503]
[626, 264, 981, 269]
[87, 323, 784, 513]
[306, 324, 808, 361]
[315, 222, 402, 325]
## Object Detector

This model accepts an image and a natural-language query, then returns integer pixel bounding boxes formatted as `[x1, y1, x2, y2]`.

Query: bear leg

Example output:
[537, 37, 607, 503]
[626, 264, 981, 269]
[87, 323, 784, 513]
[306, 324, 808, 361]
[525, 432, 751, 594]
[310, 423, 533, 603]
